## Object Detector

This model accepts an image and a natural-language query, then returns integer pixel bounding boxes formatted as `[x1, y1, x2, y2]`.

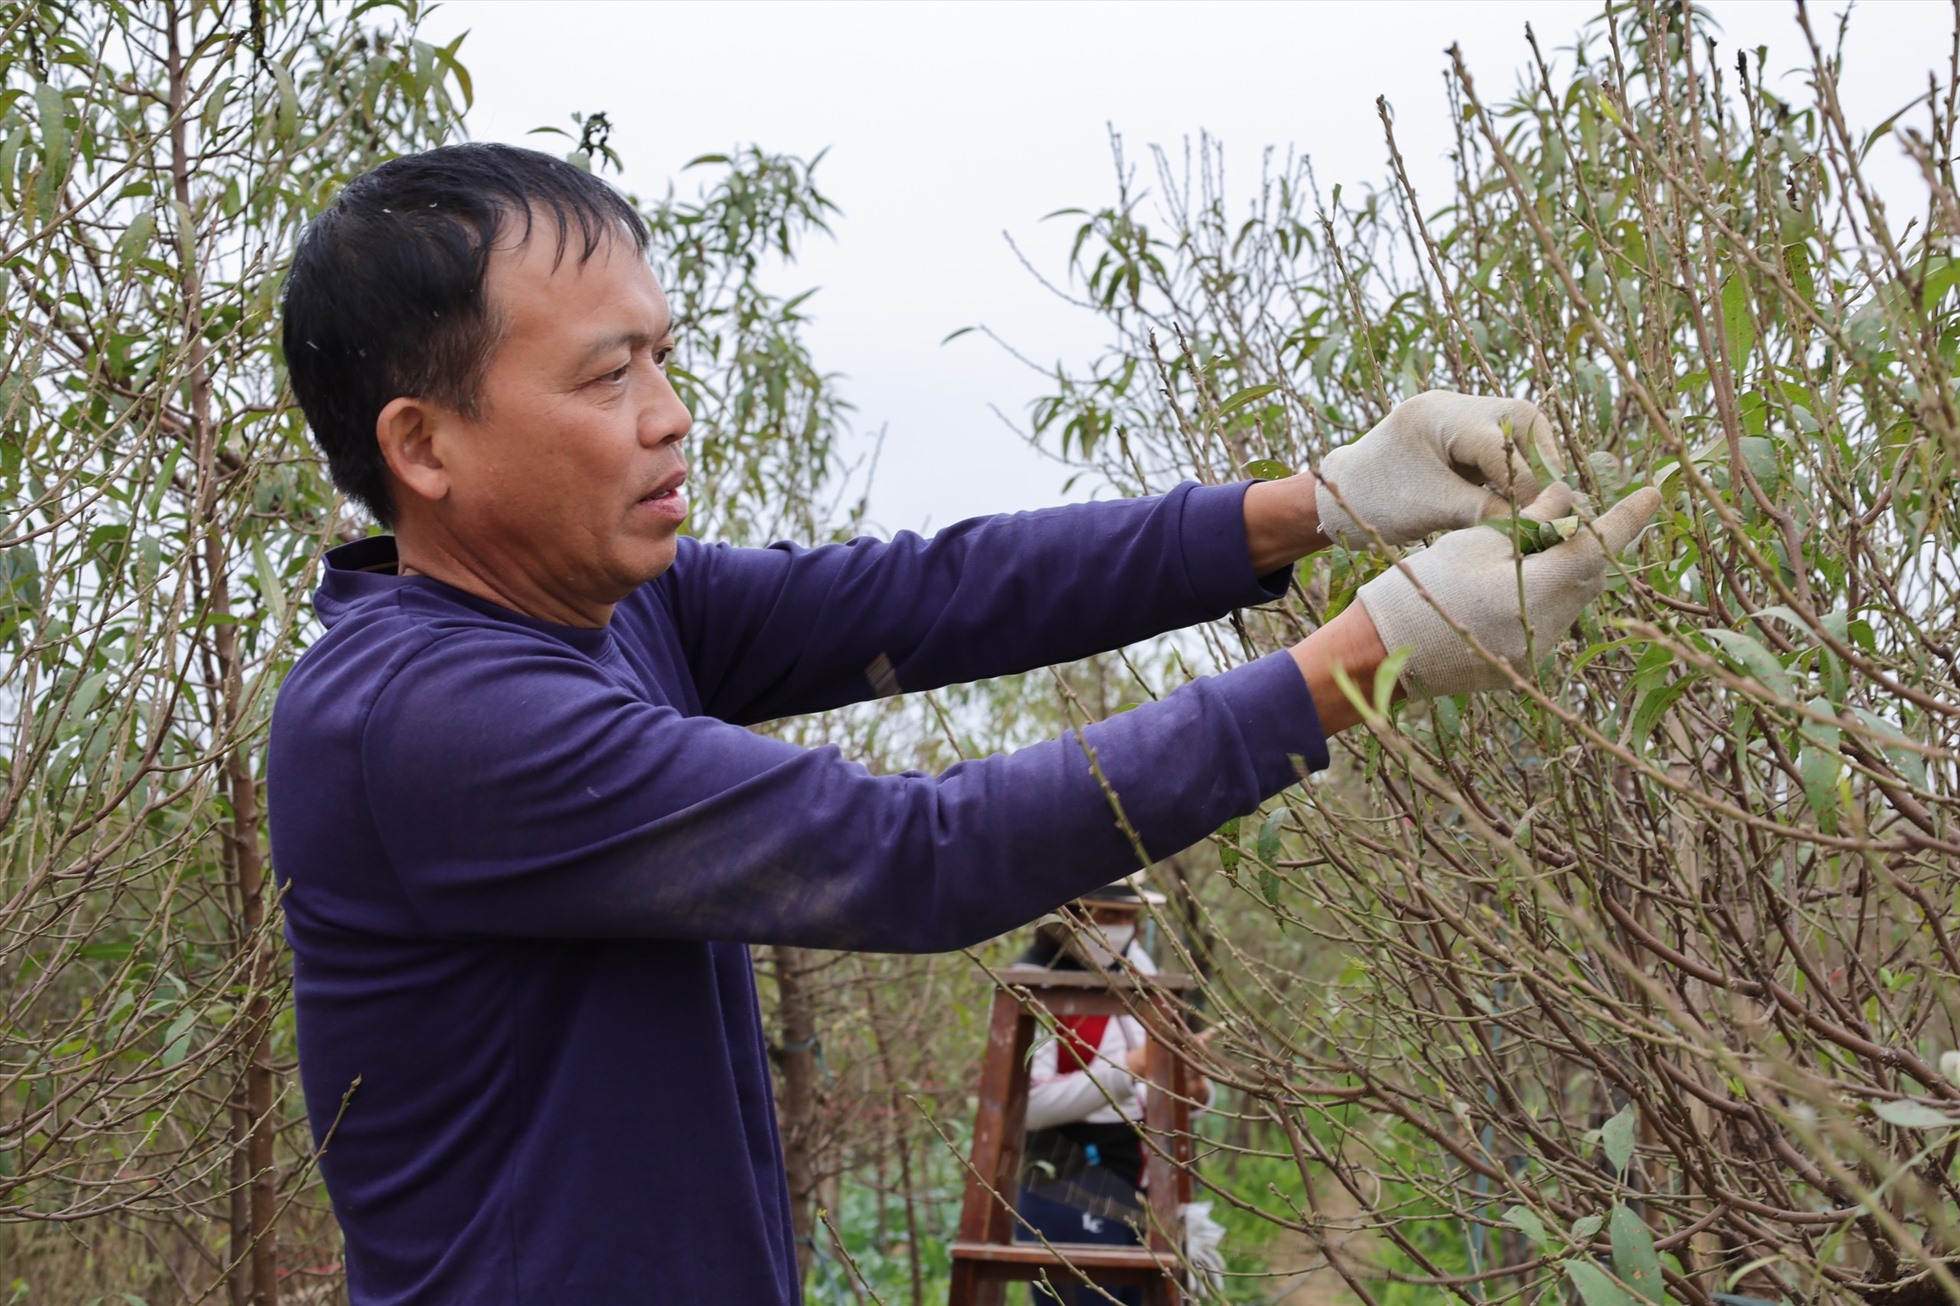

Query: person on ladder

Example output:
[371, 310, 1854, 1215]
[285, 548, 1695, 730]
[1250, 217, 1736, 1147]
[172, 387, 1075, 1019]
[1015, 874, 1207, 1304]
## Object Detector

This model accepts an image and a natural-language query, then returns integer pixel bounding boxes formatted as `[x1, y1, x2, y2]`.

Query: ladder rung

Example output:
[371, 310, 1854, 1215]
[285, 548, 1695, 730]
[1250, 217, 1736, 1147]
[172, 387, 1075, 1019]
[947, 1239, 1179, 1271]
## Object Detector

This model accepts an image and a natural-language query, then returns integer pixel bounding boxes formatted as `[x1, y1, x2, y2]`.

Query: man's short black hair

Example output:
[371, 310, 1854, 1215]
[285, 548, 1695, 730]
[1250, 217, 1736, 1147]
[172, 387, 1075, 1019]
[282, 143, 649, 527]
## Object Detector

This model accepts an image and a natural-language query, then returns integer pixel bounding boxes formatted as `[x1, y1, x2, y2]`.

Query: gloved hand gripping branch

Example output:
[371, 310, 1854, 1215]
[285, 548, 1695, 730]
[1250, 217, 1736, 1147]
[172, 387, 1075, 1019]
[1304, 390, 1663, 699]
[1314, 391, 1581, 548]
[1356, 487, 1663, 698]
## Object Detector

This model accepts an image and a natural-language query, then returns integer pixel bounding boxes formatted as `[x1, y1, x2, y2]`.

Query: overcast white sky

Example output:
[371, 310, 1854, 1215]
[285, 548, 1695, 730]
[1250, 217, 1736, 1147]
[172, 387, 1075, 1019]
[420, 0, 1951, 536]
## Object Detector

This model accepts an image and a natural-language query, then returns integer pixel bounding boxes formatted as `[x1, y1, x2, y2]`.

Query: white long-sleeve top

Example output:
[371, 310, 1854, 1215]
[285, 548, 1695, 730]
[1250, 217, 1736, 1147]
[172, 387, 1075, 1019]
[1024, 947, 1157, 1132]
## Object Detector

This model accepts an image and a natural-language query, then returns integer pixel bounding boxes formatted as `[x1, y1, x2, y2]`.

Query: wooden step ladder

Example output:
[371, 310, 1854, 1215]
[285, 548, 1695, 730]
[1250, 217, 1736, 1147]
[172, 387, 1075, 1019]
[948, 966, 1198, 1306]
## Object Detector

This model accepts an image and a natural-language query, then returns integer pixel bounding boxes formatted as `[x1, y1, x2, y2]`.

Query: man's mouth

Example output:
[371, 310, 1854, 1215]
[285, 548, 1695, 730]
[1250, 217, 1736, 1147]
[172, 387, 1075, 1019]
[637, 471, 689, 521]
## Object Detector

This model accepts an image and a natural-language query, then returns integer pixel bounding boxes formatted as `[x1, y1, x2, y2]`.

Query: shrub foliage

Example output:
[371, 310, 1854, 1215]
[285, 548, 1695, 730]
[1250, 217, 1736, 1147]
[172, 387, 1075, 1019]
[1021, 5, 1960, 1303]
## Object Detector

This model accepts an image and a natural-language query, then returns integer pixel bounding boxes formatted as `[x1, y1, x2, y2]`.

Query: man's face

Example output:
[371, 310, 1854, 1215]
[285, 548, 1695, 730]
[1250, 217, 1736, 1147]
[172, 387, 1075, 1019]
[432, 222, 691, 620]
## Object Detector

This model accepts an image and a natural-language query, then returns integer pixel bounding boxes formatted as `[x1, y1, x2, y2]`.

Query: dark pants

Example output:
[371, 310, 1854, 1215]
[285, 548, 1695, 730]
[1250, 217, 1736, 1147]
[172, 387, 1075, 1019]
[1015, 1185, 1143, 1306]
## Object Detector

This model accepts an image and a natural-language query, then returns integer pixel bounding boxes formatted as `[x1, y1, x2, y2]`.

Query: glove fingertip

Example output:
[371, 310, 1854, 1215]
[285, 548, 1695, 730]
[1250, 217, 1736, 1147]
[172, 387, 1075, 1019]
[1520, 481, 1578, 523]
[1591, 486, 1663, 555]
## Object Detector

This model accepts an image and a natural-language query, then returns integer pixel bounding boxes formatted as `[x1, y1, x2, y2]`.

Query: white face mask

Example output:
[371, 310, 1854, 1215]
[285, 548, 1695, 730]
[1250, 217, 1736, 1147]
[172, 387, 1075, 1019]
[1079, 924, 1136, 969]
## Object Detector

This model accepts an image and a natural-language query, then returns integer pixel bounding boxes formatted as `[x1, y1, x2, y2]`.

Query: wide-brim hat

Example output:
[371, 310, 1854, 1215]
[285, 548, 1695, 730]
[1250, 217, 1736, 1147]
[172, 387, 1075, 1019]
[1074, 871, 1167, 908]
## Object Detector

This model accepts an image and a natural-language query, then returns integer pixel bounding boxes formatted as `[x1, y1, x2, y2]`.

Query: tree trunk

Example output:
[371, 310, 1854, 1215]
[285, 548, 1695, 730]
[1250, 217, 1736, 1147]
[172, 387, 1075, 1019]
[771, 945, 821, 1280]
[859, 960, 925, 1306]
[167, 9, 277, 1301]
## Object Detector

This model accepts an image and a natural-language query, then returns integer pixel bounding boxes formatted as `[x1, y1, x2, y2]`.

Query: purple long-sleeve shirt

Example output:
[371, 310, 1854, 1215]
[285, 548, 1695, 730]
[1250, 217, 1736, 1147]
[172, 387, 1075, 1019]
[266, 482, 1328, 1304]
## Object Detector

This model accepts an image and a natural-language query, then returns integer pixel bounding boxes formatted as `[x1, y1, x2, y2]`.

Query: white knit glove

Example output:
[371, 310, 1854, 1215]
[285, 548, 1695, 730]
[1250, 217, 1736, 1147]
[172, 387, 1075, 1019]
[1357, 488, 1663, 697]
[1316, 391, 1575, 548]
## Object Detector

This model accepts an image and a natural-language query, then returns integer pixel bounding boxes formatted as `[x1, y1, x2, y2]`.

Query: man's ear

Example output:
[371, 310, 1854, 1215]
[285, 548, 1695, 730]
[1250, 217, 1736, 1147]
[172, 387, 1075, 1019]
[376, 396, 451, 507]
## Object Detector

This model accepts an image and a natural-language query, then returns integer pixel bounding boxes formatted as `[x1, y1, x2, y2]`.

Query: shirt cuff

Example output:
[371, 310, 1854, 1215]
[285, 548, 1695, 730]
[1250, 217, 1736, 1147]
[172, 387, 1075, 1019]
[1215, 649, 1332, 788]
[1176, 481, 1292, 608]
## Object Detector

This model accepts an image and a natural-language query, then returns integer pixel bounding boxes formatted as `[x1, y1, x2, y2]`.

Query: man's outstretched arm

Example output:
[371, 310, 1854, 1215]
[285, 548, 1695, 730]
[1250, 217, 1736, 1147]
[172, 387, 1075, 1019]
[664, 480, 1288, 725]
[666, 390, 1592, 726]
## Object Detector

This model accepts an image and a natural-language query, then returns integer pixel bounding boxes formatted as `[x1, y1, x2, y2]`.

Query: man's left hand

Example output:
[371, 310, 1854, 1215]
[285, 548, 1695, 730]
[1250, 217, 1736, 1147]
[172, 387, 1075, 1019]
[1243, 390, 1583, 576]
[1315, 391, 1578, 548]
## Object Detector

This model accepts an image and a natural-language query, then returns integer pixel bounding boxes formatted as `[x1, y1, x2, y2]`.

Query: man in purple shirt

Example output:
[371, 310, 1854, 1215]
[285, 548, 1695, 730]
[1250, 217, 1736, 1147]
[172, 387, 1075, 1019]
[270, 144, 1657, 1303]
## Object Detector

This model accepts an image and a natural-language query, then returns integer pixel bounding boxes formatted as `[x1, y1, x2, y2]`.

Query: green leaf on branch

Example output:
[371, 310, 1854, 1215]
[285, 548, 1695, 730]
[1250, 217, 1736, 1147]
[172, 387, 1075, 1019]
[116, 208, 155, 264]
[1702, 629, 1797, 702]
[0, 544, 41, 615]
[1373, 647, 1410, 718]
[1431, 693, 1462, 745]
[1566, 1261, 1638, 1306]
[1860, 96, 1920, 161]
[1797, 744, 1840, 816]
[1258, 868, 1280, 907]
[269, 60, 301, 141]
[1601, 1103, 1637, 1173]
[34, 80, 67, 154]
[159, 1007, 196, 1068]
[1221, 383, 1282, 415]
[1720, 273, 1755, 370]
[1242, 457, 1292, 481]
[1486, 513, 1579, 554]
[1628, 675, 1699, 755]
[1255, 809, 1284, 867]
[1736, 436, 1782, 497]
[1609, 1204, 1664, 1302]
[1503, 1205, 1550, 1249]
[1216, 818, 1241, 878]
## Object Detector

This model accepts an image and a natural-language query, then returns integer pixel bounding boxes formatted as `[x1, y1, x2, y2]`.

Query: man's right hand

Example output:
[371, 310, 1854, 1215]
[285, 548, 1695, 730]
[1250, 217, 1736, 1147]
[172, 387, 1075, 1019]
[1290, 488, 1661, 723]
[1356, 488, 1663, 698]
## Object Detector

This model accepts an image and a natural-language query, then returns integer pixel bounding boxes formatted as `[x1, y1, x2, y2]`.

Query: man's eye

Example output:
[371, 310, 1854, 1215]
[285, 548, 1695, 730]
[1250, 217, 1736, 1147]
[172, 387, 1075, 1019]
[654, 347, 674, 370]
[600, 363, 630, 384]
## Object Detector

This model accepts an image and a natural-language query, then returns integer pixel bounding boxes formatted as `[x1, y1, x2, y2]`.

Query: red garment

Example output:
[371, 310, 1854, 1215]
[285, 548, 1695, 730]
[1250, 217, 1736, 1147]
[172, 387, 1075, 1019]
[1055, 1016, 1110, 1075]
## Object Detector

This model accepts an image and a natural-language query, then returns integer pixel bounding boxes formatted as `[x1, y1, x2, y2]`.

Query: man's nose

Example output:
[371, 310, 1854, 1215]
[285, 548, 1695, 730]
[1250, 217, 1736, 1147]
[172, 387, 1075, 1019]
[641, 372, 692, 447]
